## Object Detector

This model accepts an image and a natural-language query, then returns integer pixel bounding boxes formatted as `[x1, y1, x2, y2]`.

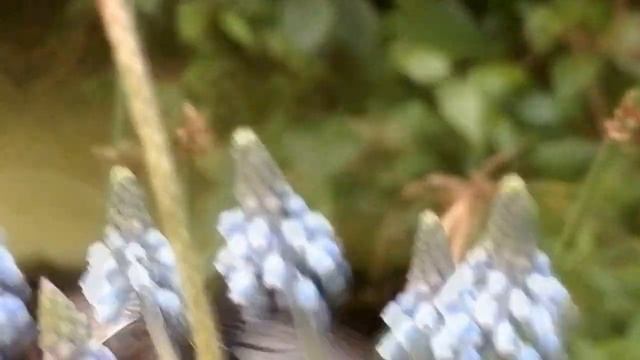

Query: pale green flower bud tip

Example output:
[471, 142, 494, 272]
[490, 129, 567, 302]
[498, 174, 528, 196]
[418, 209, 441, 229]
[109, 165, 136, 184]
[493, 174, 537, 220]
[232, 126, 259, 148]
[488, 173, 540, 260]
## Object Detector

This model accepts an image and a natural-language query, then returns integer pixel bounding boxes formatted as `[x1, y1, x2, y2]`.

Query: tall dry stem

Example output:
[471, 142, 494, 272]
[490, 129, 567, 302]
[95, 0, 222, 359]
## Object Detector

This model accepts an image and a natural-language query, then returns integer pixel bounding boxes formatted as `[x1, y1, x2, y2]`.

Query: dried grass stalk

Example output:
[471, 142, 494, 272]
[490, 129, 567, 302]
[95, 0, 222, 359]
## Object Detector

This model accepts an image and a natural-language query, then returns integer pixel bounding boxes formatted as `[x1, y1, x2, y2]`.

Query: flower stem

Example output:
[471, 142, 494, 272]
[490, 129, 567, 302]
[95, 0, 223, 359]
[556, 141, 619, 260]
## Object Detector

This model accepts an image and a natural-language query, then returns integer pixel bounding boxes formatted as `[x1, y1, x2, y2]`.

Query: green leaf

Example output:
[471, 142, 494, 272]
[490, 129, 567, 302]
[523, 4, 565, 54]
[571, 338, 609, 360]
[390, 41, 452, 85]
[515, 90, 562, 127]
[554, 0, 611, 32]
[176, 2, 213, 48]
[393, 0, 497, 60]
[134, 0, 163, 17]
[271, 118, 363, 213]
[436, 79, 487, 148]
[551, 53, 603, 120]
[491, 115, 522, 152]
[627, 312, 640, 339]
[383, 100, 441, 147]
[332, 0, 379, 59]
[606, 13, 640, 79]
[552, 54, 602, 101]
[468, 62, 528, 102]
[63, 0, 93, 21]
[528, 137, 599, 179]
[281, 0, 335, 54]
[355, 99, 446, 166]
[231, 0, 270, 17]
[218, 11, 256, 49]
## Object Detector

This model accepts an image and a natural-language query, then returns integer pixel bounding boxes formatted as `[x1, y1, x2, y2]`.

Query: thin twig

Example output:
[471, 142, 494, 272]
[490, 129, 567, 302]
[95, 1, 223, 359]
[558, 90, 640, 258]
[556, 141, 617, 258]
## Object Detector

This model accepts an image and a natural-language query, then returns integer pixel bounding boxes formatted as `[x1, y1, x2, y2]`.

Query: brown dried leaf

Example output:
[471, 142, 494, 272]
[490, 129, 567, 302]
[604, 89, 640, 144]
[175, 102, 215, 156]
[403, 152, 515, 261]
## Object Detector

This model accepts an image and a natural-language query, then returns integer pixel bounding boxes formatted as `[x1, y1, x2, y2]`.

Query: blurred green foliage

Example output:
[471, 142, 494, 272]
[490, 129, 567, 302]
[2, 0, 640, 356]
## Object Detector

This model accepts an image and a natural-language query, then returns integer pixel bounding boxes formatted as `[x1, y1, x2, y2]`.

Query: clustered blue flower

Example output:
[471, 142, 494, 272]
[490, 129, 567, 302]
[377, 176, 577, 360]
[0, 145, 578, 360]
[214, 128, 351, 330]
[80, 167, 187, 344]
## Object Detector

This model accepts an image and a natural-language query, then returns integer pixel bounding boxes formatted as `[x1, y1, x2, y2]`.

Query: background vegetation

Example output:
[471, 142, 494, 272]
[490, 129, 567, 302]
[2, 0, 640, 358]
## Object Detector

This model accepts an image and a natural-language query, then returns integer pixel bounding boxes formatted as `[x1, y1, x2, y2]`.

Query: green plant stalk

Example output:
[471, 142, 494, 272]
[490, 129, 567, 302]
[95, 0, 223, 359]
[557, 141, 620, 258]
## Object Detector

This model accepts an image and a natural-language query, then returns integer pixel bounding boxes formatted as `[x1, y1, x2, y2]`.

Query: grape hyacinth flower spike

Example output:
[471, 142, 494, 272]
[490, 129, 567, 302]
[459, 174, 578, 360]
[213, 127, 352, 357]
[376, 210, 456, 360]
[378, 174, 577, 360]
[0, 229, 36, 359]
[39, 278, 116, 360]
[79, 166, 187, 359]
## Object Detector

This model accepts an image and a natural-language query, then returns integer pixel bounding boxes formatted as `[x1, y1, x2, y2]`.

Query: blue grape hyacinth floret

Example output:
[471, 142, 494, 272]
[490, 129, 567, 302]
[80, 166, 187, 349]
[376, 210, 456, 360]
[377, 175, 577, 360]
[0, 229, 36, 359]
[214, 127, 351, 330]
